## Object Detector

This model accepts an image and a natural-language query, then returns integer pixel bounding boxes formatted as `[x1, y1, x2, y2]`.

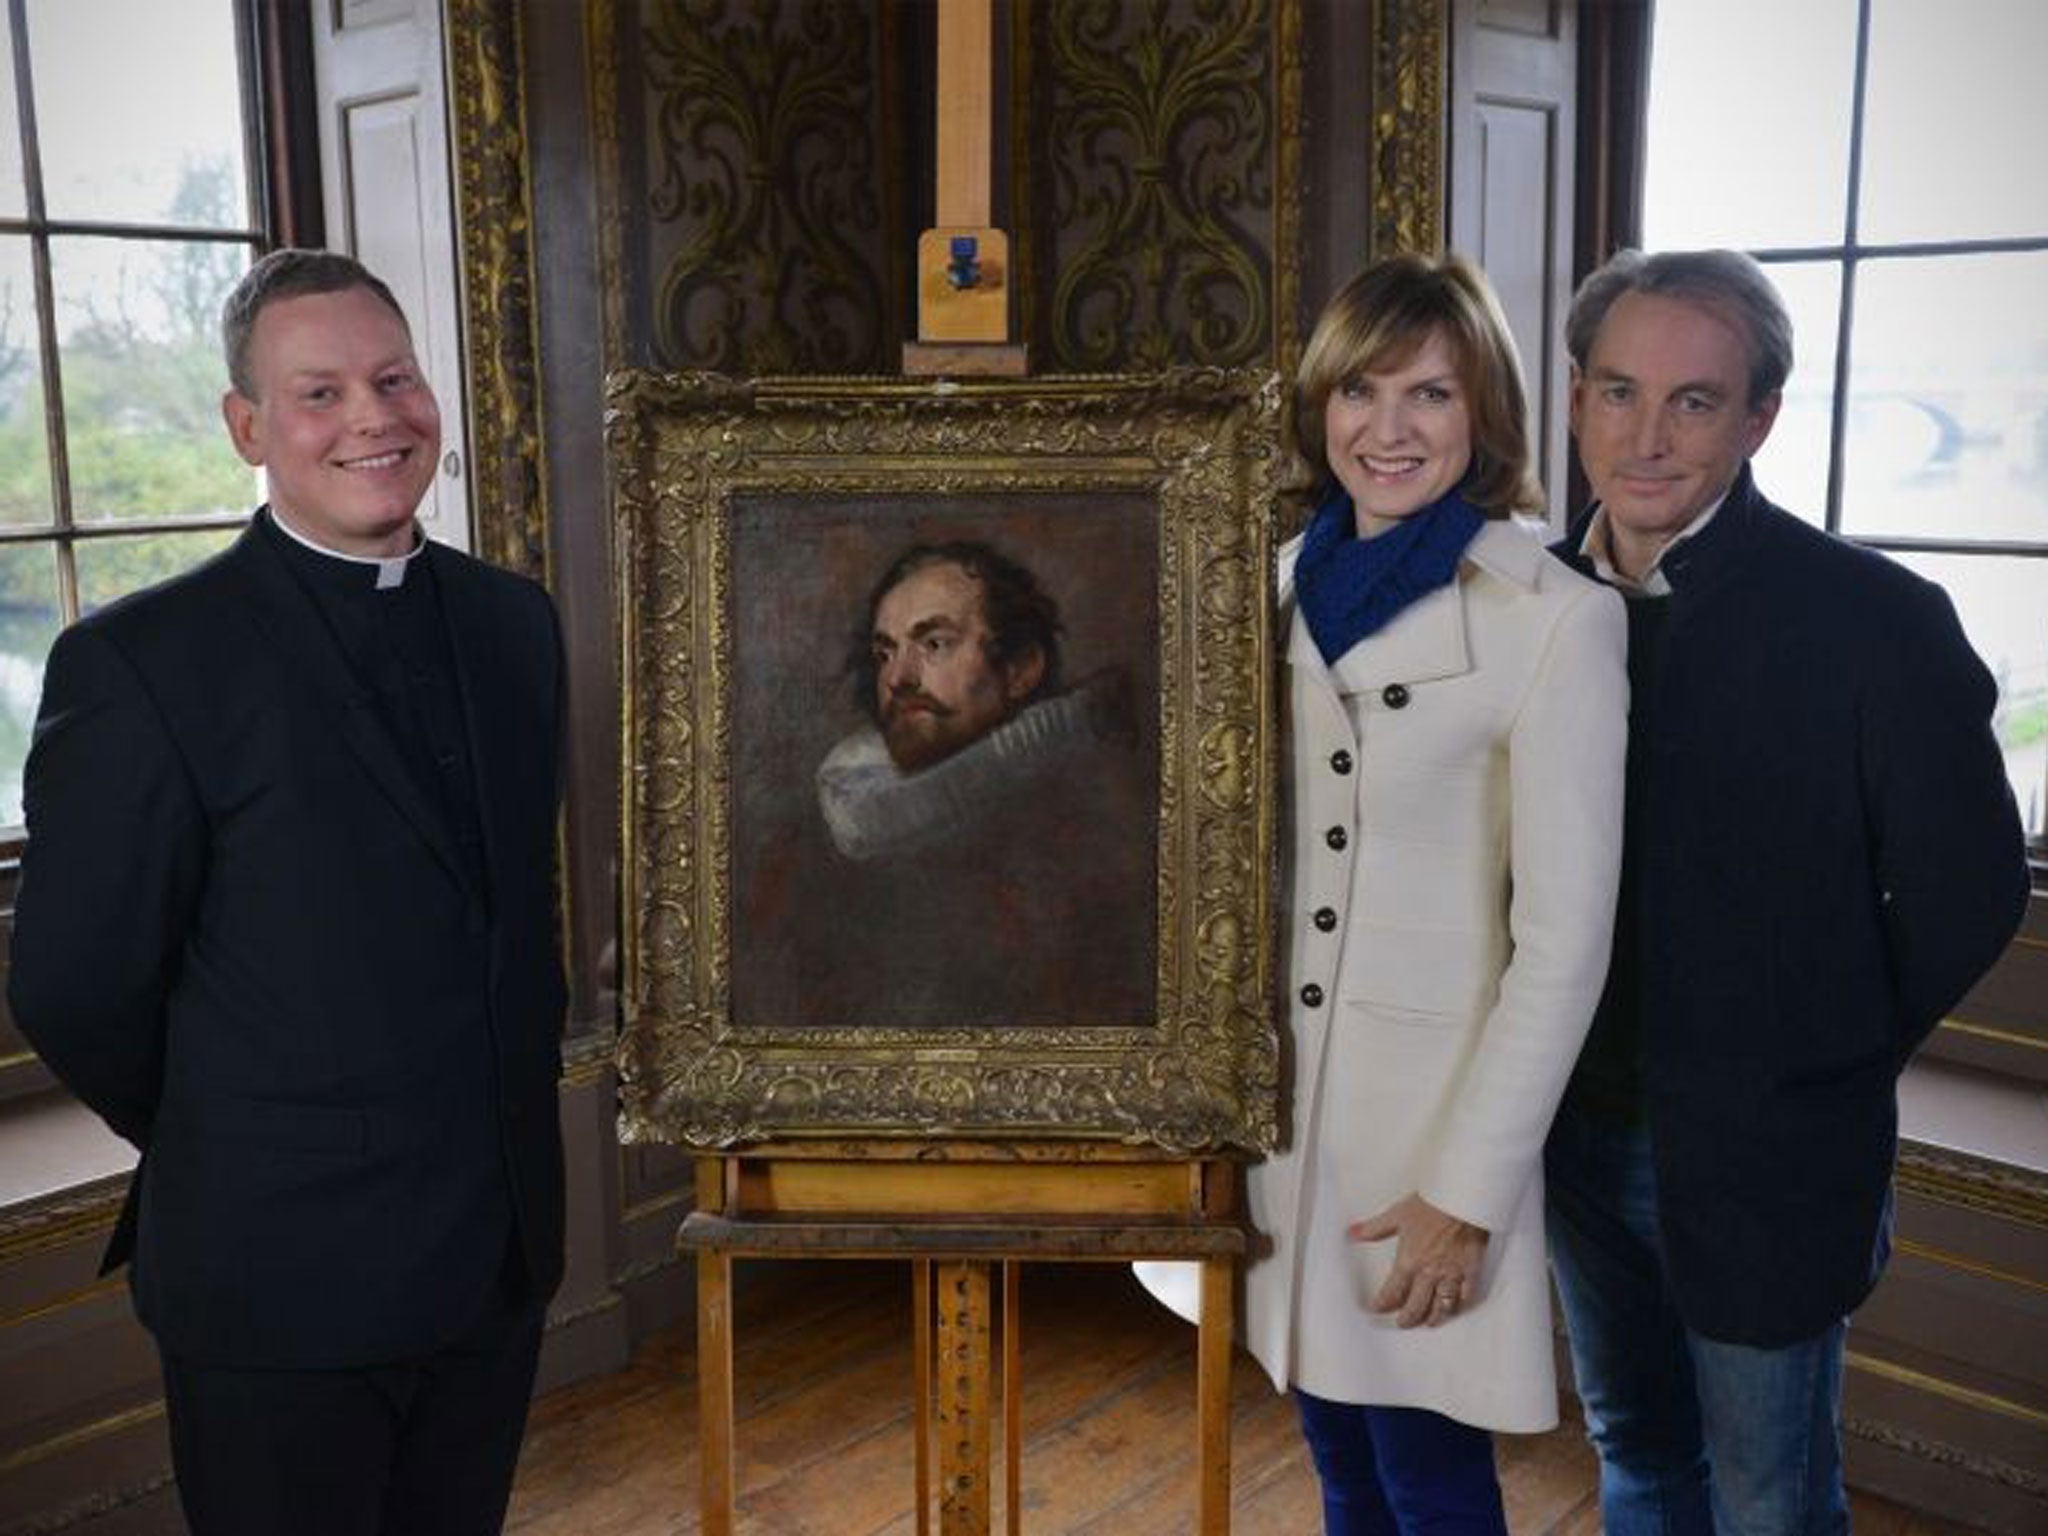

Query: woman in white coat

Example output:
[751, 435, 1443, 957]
[1140, 253, 1627, 1532]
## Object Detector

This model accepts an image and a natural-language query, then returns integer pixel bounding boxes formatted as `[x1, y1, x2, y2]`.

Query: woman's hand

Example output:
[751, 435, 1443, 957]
[1349, 1193, 1489, 1329]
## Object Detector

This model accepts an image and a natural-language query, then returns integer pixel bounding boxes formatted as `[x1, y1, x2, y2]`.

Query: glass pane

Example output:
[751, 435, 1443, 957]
[1840, 253, 2048, 544]
[1890, 551, 2048, 839]
[74, 527, 239, 617]
[25, 0, 249, 228]
[0, 542, 63, 828]
[51, 234, 258, 521]
[1748, 261, 1840, 526]
[1861, 0, 2048, 245]
[0, 236, 54, 525]
[0, 12, 26, 217]
[1644, 0, 1857, 251]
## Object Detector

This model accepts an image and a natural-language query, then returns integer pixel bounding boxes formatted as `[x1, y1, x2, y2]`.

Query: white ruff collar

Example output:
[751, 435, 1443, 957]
[816, 682, 1119, 861]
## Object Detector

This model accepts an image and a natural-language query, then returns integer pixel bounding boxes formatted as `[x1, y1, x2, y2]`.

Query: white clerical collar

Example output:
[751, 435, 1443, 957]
[270, 507, 426, 590]
[1578, 485, 1731, 597]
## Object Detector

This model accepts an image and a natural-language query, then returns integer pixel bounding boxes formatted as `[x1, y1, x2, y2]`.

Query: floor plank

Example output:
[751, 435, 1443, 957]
[504, 1261, 1985, 1535]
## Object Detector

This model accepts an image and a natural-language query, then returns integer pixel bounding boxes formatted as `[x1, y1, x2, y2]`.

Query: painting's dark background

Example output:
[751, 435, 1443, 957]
[727, 491, 1161, 1029]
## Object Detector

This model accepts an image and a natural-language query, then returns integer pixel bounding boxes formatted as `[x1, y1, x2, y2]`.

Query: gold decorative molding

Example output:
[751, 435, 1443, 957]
[1848, 1351, 2048, 1434]
[1272, 0, 1305, 382]
[1370, 0, 1447, 258]
[1939, 1014, 2048, 1053]
[0, 1273, 126, 1335]
[1893, 1236, 2048, 1296]
[1843, 1412, 2048, 1497]
[2, 1467, 175, 1536]
[638, 0, 896, 373]
[0, 1400, 164, 1480]
[562, 1022, 619, 1072]
[1896, 1141, 2048, 1228]
[0, 1172, 125, 1263]
[1030, 0, 1280, 373]
[445, 0, 552, 582]
[585, 0, 627, 375]
[612, 369, 1282, 1150]
[544, 1286, 626, 1333]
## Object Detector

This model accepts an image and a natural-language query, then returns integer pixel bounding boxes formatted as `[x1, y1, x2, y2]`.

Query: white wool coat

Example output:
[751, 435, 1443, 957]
[1140, 518, 1627, 1431]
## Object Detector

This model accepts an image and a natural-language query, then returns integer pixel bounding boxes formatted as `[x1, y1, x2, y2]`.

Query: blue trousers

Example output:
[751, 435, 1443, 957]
[1544, 1105, 1851, 1536]
[1293, 1390, 1507, 1536]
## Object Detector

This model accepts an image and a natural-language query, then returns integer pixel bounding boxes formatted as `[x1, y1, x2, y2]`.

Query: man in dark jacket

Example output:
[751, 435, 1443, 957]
[9, 250, 566, 1535]
[1545, 248, 2028, 1536]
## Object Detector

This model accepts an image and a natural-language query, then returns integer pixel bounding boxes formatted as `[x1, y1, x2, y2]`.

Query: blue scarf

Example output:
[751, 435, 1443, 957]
[1295, 482, 1486, 666]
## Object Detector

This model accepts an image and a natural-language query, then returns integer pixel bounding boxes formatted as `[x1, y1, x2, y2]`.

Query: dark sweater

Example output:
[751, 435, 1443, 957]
[1563, 589, 1669, 1124]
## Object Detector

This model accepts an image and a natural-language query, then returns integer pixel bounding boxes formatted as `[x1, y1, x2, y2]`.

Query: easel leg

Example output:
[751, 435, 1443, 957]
[1002, 1260, 1021, 1536]
[698, 1248, 736, 1536]
[936, 1259, 993, 1536]
[914, 1260, 933, 1536]
[1197, 1255, 1234, 1536]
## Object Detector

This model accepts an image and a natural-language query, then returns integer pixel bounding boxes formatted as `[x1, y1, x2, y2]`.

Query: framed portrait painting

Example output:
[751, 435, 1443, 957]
[613, 369, 1283, 1152]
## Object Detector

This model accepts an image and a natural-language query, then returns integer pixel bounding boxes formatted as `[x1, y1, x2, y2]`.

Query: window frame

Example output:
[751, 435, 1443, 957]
[1629, 0, 2048, 860]
[0, 0, 316, 854]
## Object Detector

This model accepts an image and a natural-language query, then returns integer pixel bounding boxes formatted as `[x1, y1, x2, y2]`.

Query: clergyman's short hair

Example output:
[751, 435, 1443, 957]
[221, 248, 411, 398]
[847, 541, 1064, 725]
[1566, 248, 1794, 407]
[1294, 250, 1545, 518]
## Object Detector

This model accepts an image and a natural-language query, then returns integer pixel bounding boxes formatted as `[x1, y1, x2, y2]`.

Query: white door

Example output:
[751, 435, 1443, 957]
[311, 0, 471, 551]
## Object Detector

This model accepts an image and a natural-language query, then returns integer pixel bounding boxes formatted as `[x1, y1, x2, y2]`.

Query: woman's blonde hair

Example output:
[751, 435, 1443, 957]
[1295, 251, 1544, 517]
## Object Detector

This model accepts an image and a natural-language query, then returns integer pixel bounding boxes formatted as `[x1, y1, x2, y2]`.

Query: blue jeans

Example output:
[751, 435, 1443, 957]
[1544, 1106, 1851, 1536]
[1293, 1390, 1507, 1536]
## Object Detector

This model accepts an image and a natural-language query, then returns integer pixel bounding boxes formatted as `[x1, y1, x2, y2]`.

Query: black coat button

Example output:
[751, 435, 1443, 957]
[1329, 749, 1353, 775]
[1324, 826, 1348, 851]
[1382, 683, 1410, 709]
[1313, 907, 1338, 931]
[1300, 983, 1324, 1007]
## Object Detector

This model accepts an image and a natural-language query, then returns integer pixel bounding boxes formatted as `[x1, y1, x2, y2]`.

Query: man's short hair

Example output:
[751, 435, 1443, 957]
[1294, 250, 1545, 518]
[221, 248, 410, 399]
[848, 541, 1064, 725]
[1567, 249, 1794, 407]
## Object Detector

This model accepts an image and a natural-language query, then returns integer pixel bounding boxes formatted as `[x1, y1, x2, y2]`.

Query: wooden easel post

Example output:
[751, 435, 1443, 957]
[681, 1143, 1243, 1535]
[905, 0, 1026, 376]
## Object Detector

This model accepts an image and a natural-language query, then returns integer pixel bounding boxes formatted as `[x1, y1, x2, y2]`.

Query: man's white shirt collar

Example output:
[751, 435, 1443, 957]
[271, 508, 425, 589]
[1577, 486, 1732, 597]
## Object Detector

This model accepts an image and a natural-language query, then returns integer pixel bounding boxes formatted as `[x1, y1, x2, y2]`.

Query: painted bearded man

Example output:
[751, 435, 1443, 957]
[807, 539, 1155, 1028]
[818, 540, 1134, 861]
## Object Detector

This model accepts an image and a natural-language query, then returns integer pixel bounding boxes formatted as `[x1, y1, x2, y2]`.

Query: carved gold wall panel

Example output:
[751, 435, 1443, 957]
[1021, 0, 1286, 373]
[637, 0, 902, 373]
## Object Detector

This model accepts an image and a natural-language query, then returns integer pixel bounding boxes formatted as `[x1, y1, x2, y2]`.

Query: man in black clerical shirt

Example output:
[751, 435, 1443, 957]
[9, 250, 567, 1535]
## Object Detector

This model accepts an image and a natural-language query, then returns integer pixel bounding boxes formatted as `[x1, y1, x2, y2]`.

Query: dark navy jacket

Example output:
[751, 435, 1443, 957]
[1556, 466, 2028, 1345]
[10, 515, 567, 1369]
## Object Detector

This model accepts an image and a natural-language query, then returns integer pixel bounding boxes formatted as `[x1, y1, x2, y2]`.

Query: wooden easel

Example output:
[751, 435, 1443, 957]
[680, 1141, 1243, 1535]
[682, 7, 1243, 1529]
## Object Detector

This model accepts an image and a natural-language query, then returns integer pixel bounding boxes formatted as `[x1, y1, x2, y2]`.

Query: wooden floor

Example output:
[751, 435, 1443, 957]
[505, 1260, 1981, 1536]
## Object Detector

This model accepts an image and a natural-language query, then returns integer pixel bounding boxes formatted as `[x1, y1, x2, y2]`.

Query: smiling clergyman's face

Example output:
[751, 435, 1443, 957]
[868, 560, 1041, 772]
[222, 285, 440, 559]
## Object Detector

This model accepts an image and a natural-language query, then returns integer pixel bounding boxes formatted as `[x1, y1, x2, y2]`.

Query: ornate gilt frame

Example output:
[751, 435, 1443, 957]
[444, 0, 549, 582]
[612, 369, 1283, 1151]
[1371, 0, 1447, 259]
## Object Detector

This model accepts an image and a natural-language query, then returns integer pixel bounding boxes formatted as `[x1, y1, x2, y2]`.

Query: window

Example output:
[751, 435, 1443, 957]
[0, 0, 269, 832]
[1645, 0, 2048, 840]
